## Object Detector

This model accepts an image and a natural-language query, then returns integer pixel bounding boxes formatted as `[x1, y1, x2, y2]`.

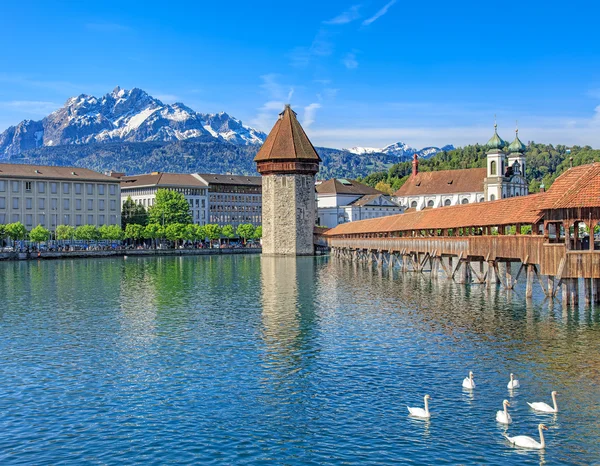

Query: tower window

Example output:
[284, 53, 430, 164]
[490, 161, 497, 175]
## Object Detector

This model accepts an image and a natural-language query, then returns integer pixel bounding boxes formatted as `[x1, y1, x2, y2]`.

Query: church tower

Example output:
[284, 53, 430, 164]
[254, 105, 321, 256]
[483, 123, 506, 201]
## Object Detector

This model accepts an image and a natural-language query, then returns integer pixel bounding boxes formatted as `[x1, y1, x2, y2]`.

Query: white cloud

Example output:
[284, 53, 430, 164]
[303, 103, 321, 129]
[343, 53, 358, 69]
[324, 5, 361, 25]
[288, 29, 334, 68]
[362, 0, 397, 26]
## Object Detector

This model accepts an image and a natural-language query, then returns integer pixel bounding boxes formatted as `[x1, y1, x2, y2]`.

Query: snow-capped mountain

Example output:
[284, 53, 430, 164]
[344, 142, 455, 160]
[0, 86, 267, 157]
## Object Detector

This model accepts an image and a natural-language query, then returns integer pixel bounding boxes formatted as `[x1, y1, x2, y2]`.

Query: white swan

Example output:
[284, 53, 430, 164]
[462, 371, 475, 389]
[407, 394, 431, 419]
[496, 399, 512, 424]
[507, 373, 520, 389]
[528, 391, 558, 413]
[504, 423, 548, 449]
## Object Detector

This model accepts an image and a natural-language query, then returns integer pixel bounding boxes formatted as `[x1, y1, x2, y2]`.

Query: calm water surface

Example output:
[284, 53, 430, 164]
[0, 255, 599, 465]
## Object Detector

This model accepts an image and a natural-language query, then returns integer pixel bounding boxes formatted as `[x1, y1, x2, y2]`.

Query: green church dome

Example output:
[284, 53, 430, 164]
[486, 123, 506, 150]
[507, 129, 526, 153]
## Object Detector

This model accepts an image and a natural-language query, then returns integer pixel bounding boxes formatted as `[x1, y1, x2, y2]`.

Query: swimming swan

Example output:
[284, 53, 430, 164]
[528, 391, 558, 413]
[496, 399, 512, 424]
[504, 423, 548, 449]
[407, 394, 431, 419]
[507, 373, 520, 389]
[462, 371, 475, 389]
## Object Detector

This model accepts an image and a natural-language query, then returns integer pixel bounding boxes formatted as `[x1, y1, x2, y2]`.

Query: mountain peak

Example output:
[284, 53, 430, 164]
[343, 141, 454, 160]
[0, 87, 268, 156]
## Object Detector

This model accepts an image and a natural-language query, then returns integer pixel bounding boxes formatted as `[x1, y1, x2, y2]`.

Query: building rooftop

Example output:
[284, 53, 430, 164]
[195, 173, 262, 186]
[394, 168, 487, 197]
[537, 162, 600, 209]
[349, 194, 397, 207]
[120, 172, 207, 189]
[0, 162, 118, 182]
[254, 105, 321, 163]
[316, 178, 383, 196]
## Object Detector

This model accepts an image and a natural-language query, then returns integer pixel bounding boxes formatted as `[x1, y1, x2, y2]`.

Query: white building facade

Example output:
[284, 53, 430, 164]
[394, 125, 529, 211]
[120, 172, 209, 225]
[195, 174, 262, 227]
[316, 178, 403, 228]
[0, 163, 121, 230]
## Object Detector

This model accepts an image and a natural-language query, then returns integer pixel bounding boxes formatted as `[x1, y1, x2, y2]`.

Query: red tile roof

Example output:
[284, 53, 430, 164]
[254, 105, 321, 162]
[394, 168, 486, 196]
[537, 162, 600, 209]
[325, 194, 545, 236]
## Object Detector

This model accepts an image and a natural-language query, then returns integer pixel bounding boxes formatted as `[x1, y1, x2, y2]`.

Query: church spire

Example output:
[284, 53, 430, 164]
[507, 125, 526, 154]
[485, 120, 506, 151]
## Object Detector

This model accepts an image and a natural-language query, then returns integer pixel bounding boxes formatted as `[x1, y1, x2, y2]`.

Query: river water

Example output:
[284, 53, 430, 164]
[0, 255, 598, 465]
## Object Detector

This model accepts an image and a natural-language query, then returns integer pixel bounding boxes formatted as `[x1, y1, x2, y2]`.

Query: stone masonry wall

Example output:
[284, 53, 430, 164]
[261, 173, 316, 255]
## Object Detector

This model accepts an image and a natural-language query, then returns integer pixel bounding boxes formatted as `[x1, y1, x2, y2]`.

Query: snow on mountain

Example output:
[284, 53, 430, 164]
[0, 86, 267, 157]
[343, 146, 383, 155]
[343, 141, 455, 160]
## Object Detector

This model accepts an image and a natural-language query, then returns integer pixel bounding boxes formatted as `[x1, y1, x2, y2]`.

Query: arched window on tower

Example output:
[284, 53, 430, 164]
[513, 161, 521, 175]
[490, 194, 496, 201]
[490, 160, 497, 175]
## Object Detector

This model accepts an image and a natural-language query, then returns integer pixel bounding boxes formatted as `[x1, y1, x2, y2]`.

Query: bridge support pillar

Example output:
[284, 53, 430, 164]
[431, 256, 439, 280]
[548, 276, 554, 298]
[584, 278, 592, 306]
[562, 278, 579, 306]
[593, 279, 600, 304]
[526, 264, 535, 298]
[457, 260, 470, 284]
[486, 261, 496, 287]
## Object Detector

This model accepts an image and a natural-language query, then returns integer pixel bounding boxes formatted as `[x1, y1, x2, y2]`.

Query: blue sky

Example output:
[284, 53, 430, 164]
[1, 0, 600, 149]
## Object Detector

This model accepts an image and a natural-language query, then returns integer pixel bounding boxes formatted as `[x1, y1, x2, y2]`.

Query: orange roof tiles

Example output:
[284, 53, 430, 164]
[537, 162, 600, 209]
[325, 194, 545, 236]
[394, 168, 486, 196]
[254, 105, 321, 163]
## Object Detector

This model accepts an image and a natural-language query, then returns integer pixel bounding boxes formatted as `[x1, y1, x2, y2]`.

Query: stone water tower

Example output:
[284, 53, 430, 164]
[254, 105, 321, 255]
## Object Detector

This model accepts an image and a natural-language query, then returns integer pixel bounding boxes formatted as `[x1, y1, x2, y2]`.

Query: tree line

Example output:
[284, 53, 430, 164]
[0, 188, 262, 249]
[358, 143, 600, 194]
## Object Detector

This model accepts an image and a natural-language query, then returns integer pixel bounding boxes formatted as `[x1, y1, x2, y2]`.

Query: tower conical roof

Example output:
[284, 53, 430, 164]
[486, 123, 506, 151]
[507, 129, 526, 153]
[254, 105, 321, 163]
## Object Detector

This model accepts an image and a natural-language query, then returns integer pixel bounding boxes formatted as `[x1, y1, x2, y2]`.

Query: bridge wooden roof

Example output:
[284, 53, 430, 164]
[537, 162, 600, 209]
[325, 194, 545, 236]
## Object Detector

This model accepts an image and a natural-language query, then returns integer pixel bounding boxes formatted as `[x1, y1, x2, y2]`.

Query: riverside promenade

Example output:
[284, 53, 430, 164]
[0, 247, 261, 261]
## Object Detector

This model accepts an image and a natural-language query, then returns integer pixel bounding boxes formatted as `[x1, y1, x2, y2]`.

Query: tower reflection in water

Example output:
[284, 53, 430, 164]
[259, 256, 319, 393]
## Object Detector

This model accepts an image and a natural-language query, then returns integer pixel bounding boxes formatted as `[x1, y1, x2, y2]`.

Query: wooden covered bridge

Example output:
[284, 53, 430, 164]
[324, 163, 600, 306]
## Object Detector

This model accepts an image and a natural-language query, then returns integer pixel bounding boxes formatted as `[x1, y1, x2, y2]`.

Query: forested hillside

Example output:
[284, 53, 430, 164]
[359, 143, 600, 194]
[1, 139, 398, 179]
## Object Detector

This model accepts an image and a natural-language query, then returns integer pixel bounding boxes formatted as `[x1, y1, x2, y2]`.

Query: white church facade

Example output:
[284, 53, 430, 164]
[393, 125, 529, 210]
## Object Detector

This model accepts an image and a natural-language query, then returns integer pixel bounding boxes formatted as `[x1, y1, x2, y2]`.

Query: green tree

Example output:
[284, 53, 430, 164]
[0, 224, 6, 245]
[29, 225, 50, 245]
[204, 224, 222, 246]
[253, 225, 262, 240]
[222, 224, 235, 245]
[75, 225, 100, 241]
[121, 196, 148, 228]
[236, 223, 256, 243]
[375, 180, 394, 195]
[148, 189, 192, 226]
[99, 224, 124, 241]
[144, 223, 164, 249]
[165, 223, 186, 247]
[5, 222, 27, 245]
[125, 223, 145, 245]
[55, 225, 75, 241]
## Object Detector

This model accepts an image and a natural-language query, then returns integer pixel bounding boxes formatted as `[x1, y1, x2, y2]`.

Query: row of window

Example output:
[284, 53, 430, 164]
[210, 205, 261, 212]
[0, 213, 118, 227]
[209, 194, 261, 203]
[124, 188, 206, 197]
[209, 185, 260, 194]
[0, 197, 117, 211]
[0, 180, 118, 196]
[209, 215, 262, 224]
